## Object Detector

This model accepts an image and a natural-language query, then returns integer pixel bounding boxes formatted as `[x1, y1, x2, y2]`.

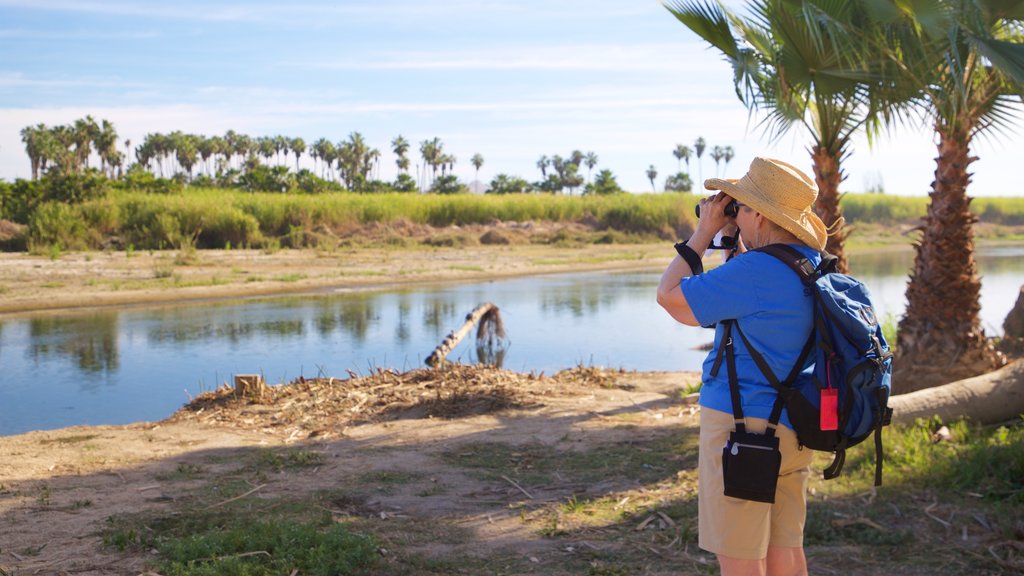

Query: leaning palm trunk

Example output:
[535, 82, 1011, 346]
[810, 146, 848, 273]
[893, 126, 1005, 393]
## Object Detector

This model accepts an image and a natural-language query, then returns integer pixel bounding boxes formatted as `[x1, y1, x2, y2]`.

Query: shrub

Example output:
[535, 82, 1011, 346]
[664, 172, 693, 192]
[487, 174, 533, 194]
[584, 170, 624, 195]
[392, 173, 418, 193]
[430, 175, 468, 195]
[28, 202, 89, 251]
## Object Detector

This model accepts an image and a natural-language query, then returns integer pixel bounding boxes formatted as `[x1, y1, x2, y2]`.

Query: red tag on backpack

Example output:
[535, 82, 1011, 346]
[820, 388, 839, 431]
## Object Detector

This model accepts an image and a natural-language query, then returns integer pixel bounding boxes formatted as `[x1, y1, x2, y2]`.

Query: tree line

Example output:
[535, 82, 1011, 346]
[17, 117, 735, 197]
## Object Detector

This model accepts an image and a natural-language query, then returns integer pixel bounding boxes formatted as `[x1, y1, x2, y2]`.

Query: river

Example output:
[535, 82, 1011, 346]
[1, 246, 1021, 435]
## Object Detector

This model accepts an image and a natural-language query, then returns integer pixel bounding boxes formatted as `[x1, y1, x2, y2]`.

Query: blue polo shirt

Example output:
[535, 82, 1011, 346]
[680, 245, 820, 429]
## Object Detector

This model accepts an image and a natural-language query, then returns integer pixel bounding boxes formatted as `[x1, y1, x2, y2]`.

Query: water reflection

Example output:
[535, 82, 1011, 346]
[1, 245, 1022, 435]
[28, 315, 119, 375]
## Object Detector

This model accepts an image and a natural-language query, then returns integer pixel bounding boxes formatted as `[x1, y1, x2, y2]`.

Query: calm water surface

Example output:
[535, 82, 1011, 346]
[1, 246, 1021, 435]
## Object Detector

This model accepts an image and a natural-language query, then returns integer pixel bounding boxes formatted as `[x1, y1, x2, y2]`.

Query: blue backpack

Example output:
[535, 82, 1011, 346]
[715, 244, 894, 485]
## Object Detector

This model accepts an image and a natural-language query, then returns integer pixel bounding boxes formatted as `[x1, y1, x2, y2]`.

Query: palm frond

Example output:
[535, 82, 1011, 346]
[970, 36, 1024, 85]
[662, 0, 741, 59]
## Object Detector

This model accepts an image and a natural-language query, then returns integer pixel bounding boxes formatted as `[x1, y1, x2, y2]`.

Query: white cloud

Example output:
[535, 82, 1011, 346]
[295, 42, 716, 73]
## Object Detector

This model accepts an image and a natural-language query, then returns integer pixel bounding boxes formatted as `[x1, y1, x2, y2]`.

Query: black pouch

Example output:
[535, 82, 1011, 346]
[721, 430, 782, 503]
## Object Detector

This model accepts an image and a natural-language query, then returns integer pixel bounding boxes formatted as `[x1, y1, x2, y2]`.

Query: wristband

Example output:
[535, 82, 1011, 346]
[674, 241, 703, 275]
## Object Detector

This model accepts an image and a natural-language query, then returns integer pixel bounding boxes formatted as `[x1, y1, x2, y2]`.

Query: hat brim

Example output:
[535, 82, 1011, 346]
[705, 177, 828, 251]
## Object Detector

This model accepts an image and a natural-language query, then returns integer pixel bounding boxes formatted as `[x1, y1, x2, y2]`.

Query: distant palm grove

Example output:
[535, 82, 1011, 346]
[13, 116, 740, 197]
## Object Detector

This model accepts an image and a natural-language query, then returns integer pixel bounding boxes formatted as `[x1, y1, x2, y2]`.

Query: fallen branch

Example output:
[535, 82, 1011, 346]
[500, 474, 534, 500]
[425, 303, 504, 367]
[205, 484, 266, 509]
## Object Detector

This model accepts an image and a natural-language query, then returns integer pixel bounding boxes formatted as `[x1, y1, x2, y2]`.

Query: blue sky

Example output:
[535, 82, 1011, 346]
[1, 0, 1021, 195]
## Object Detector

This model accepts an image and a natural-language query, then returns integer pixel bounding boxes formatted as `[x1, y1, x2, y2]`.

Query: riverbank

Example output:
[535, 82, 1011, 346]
[0, 242, 669, 316]
[4, 218, 1023, 316]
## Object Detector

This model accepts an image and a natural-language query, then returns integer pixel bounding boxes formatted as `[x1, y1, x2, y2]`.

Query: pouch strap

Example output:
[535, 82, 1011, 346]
[721, 321, 747, 434]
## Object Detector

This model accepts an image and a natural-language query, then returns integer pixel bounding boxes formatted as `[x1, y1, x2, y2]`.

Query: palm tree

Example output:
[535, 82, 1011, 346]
[197, 136, 218, 177]
[693, 136, 706, 184]
[672, 144, 692, 173]
[291, 137, 305, 173]
[536, 155, 549, 179]
[870, 0, 1024, 391]
[584, 151, 599, 182]
[723, 145, 735, 173]
[94, 119, 119, 177]
[646, 165, 658, 192]
[665, 0, 888, 274]
[391, 135, 410, 173]
[420, 137, 443, 189]
[471, 153, 484, 185]
[20, 124, 44, 180]
[72, 116, 98, 172]
[710, 145, 725, 177]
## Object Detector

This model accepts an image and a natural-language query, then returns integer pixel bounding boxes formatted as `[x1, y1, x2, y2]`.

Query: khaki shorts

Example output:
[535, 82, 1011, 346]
[698, 407, 813, 560]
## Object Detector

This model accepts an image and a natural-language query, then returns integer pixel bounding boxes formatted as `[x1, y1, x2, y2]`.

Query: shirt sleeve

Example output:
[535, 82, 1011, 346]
[679, 253, 764, 328]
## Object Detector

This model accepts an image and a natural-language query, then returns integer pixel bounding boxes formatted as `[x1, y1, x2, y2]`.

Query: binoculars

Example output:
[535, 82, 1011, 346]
[694, 199, 740, 219]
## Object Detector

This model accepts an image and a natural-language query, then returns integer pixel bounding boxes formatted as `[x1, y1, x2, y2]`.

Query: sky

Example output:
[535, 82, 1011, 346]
[1, 0, 1022, 196]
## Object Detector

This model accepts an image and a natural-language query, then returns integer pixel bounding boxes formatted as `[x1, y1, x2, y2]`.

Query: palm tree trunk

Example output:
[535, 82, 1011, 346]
[893, 126, 1005, 394]
[809, 146, 848, 273]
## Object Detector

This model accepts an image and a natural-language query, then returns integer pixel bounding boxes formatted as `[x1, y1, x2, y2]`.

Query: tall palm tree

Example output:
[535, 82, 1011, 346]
[536, 155, 549, 179]
[646, 165, 659, 192]
[94, 119, 119, 177]
[197, 136, 217, 177]
[723, 145, 735, 173]
[420, 137, 444, 189]
[710, 145, 725, 177]
[291, 137, 306, 173]
[391, 135, 410, 173]
[584, 151, 599, 182]
[665, 0, 889, 273]
[471, 153, 484, 184]
[20, 124, 44, 180]
[869, 0, 1024, 391]
[72, 116, 98, 172]
[693, 136, 706, 184]
[672, 144, 692, 173]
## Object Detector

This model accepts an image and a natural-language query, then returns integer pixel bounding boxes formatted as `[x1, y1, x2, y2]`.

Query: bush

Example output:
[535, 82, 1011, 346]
[121, 166, 184, 194]
[430, 175, 468, 195]
[487, 174, 533, 194]
[392, 173, 418, 193]
[664, 172, 693, 192]
[296, 169, 338, 194]
[585, 170, 624, 195]
[28, 202, 89, 251]
[238, 165, 294, 193]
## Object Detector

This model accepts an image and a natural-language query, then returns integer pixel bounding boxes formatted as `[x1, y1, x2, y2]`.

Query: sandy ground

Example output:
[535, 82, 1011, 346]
[0, 366, 704, 575]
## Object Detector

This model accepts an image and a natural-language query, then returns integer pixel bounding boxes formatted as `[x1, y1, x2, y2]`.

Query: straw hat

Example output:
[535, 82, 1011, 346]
[704, 157, 828, 251]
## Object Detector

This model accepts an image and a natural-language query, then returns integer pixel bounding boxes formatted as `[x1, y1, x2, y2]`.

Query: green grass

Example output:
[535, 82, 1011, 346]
[9, 187, 1024, 253]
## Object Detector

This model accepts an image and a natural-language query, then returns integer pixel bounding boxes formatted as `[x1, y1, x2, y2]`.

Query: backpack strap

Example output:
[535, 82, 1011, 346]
[754, 243, 837, 282]
[732, 322, 814, 435]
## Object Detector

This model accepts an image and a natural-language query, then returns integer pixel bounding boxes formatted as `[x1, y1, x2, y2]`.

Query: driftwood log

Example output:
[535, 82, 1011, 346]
[889, 359, 1024, 425]
[425, 303, 505, 367]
